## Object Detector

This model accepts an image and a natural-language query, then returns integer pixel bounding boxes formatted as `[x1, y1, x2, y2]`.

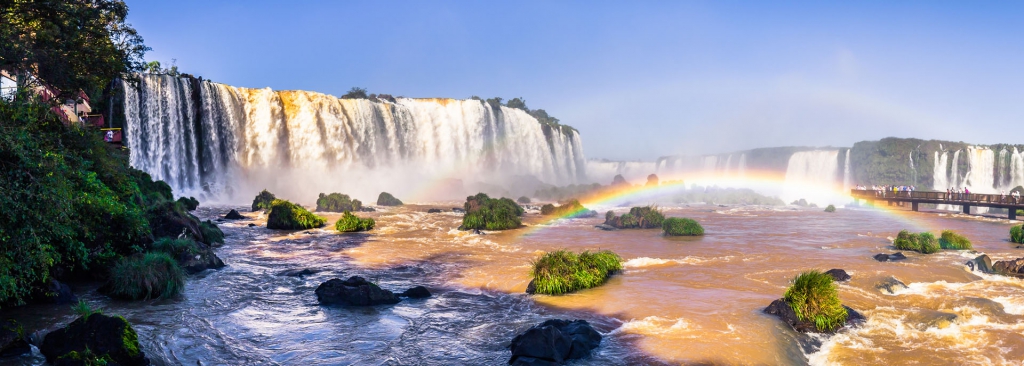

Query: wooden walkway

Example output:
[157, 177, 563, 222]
[850, 189, 1024, 220]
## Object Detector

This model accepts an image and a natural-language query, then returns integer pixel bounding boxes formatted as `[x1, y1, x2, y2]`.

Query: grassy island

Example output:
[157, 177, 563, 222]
[893, 230, 940, 254]
[540, 199, 596, 218]
[662, 217, 704, 236]
[316, 193, 362, 212]
[604, 206, 665, 229]
[939, 230, 972, 250]
[335, 212, 375, 232]
[267, 200, 327, 230]
[784, 270, 848, 332]
[1011, 225, 1023, 244]
[530, 250, 622, 295]
[459, 193, 524, 230]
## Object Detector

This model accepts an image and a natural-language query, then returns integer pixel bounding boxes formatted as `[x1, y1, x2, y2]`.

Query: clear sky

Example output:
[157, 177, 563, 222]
[129, 1, 1024, 161]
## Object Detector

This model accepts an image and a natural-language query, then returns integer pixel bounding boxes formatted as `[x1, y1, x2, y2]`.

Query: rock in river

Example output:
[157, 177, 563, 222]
[400, 286, 431, 298]
[873, 252, 907, 262]
[40, 314, 149, 366]
[0, 319, 30, 358]
[993, 257, 1024, 278]
[315, 276, 400, 306]
[508, 319, 602, 365]
[763, 299, 865, 334]
[224, 209, 245, 220]
[966, 254, 994, 274]
[875, 277, 908, 294]
[824, 269, 851, 282]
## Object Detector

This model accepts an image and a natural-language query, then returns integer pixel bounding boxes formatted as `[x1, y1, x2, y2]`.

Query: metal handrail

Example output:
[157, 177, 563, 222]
[850, 189, 1022, 205]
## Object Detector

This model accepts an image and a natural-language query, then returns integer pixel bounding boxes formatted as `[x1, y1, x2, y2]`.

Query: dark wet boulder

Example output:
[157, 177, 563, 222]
[0, 319, 30, 358]
[358, 207, 377, 212]
[992, 257, 1024, 278]
[763, 299, 865, 334]
[473, 229, 486, 235]
[248, 223, 257, 227]
[427, 208, 444, 213]
[279, 268, 319, 277]
[377, 192, 404, 206]
[873, 252, 907, 262]
[525, 279, 537, 294]
[452, 207, 465, 213]
[224, 209, 245, 220]
[40, 314, 149, 366]
[966, 254, 994, 273]
[180, 245, 225, 274]
[35, 279, 76, 305]
[594, 224, 618, 231]
[400, 286, 431, 298]
[824, 269, 851, 282]
[875, 277, 908, 294]
[508, 319, 602, 365]
[315, 276, 400, 306]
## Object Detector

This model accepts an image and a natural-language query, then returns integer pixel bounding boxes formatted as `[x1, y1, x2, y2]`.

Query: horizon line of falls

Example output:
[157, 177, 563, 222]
[932, 147, 1024, 213]
[121, 74, 587, 202]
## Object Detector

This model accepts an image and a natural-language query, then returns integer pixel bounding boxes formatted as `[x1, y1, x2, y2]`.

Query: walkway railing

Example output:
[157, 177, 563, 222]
[850, 189, 1022, 205]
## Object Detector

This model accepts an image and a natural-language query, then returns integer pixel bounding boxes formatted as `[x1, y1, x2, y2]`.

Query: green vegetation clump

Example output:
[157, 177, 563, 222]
[824, 204, 836, 213]
[539, 199, 595, 218]
[149, 238, 197, 257]
[893, 230, 940, 254]
[662, 217, 704, 236]
[267, 200, 326, 230]
[604, 206, 665, 229]
[459, 193, 524, 230]
[104, 253, 186, 300]
[376, 192, 403, 206]
[517, 196, 531, 204]
[200, 220, 224, 245]
[335, 212, 375, 232]
[316, 192, 362, 212]
[1012, 225, 1024, 244]
[177, 196, 199, 211]
[784, 270, 848, 332]
[252, 189, 276, 212]
[939, 230, 973, 250]
[530, 250, 622, 295]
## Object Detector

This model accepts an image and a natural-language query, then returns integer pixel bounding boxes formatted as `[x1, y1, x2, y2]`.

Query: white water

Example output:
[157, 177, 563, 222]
[123, 75, 586, 202]
[842, 149, 851, 192]
[782, 150, 841, 205]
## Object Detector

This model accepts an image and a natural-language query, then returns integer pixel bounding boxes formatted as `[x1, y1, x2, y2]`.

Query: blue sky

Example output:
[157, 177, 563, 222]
[130, 1, 1024, 160]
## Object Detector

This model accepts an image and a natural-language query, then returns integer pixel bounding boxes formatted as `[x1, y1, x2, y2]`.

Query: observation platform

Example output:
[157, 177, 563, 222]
[850, 189, 1023, 220]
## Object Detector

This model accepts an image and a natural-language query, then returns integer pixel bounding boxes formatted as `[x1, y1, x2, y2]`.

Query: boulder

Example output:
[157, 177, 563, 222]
[427, 208, 444, 213]
[178, 243, 225, 274]
[763, 299, 865, 334]
[593, 224, 618, 231]
[0, 319, 30, 358]
[358, 207, 377, 212]
[315, 276, 400, 306]
[966, 254, 994, 273]
[248, 223, 257, 227]
[525, 279, 537, 294]
[875, 277, 908, 294]
[508, 319, 602, 365]
[873, 252, 907, 262]
[400, 286, 431, 298]
[452, 207, 466, 213]
[993, 257, 1024, 278]
[38, 279, 76, 305]
[473, 229, 486, 235]
[40, 314, 149, 366]
[224, 209, 245, 220]
[824, 269, 851, 282]
[279, 268, 319, 277]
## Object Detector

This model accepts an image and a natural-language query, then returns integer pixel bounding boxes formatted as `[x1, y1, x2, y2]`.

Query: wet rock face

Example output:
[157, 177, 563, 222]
[874, 252, 908, 262]
[992, 257, 1024, 278]
[508, 319, 602, 365]
[279, 268, 319, 277]
[40, 314, 149, 366]
[762, 299, 865, 334]
[315, 276, 401, 306]
[427, 208, 444, 213]
[966, 254, 994, 273]
[825, 269, 851, 282]
[224, 209, 245, 220]
[400, 286, 431, 299]
[876, 277, 908, 294]
[0, 319, 30, 358]
[178, 242, 226, 274]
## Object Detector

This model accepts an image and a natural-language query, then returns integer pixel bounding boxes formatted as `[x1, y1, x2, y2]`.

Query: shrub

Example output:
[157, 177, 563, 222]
[251, 189, 276, 212]
[939, 230, 972, 250]
[824, 204, 836, 213]
[459, 193, 524, 230]
[917, 232, 940, 254]
[517, 196, 531, 204]
[604, 206, 665, 229]
[893, 230, 941, 254]
[663, 217, 704, 236]
[199, 220, 224, 245]
[104, 253, 185, 300]
[149, 237, 197, 257]
[267, 200, 326, 230]
[783, 270, 848, 332]
[335, 212, 375, 232]
[376, 192, 403, 206]
[1012, 225, 1024, 244]
[530, 250, 622, 295]
[316, 193, 362, 212]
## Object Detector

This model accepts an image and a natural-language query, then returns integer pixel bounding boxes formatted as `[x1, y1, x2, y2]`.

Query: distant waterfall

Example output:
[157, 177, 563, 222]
[933, 151, 949, 190]
[782, 150, 840, 205]
[842, 149, 851, 191]
[950, 150, 962, 188]
[122, 74, 587, 201]
[737, 153, 747, 178]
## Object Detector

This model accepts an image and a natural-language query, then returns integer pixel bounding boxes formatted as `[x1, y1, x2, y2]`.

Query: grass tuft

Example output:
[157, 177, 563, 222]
[894, 230, 941, 254]
[1011, 225, 1023, 244]
[662, 217, 704, 236]
[530, 250, 622, 295]
[939, 230, 973, 250]
[251, 189, 276, 212]
[199, 220, 224, 245]
[784, 270, 848, 332]
[105, 253, 185, 300]
[335, 211, 376, 232]
[267, 199, 327, 230]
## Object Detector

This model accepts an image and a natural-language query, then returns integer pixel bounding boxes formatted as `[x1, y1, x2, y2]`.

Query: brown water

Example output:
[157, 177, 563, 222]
[6, 203, 1024, 365]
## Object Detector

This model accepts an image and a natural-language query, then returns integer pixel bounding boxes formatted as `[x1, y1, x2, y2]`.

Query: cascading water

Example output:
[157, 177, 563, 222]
[737, 153, 747, 178]
[782, 150, 840, 205]
[842, 149, 851, 192]
[122, 75, 587, 201]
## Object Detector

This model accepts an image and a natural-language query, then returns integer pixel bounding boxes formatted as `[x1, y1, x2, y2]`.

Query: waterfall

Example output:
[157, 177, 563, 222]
[950, 150, 962, 188]
[737, 153, 747, 178]
[964, 147, 995, 193]
[782, 150, 840, 205]
[123, 75, 587, 201]
[723, 155, 733, 177]
[842, 149, 851, 191]
[1011, 147, 1024, 190]
[933, 151, 949, 190]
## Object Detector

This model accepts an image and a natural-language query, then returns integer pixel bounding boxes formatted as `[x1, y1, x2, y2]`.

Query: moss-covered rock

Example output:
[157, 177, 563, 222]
[459, 193, 524, 230]
[176, 196, 199, 211]
[317, 193, 363, 212]
[100, 252, 185, 300]
[267, 200, 326, 230]
[251, 189, 276, 212]
[604, 206, 665, 229]
[40, 313, 148, 366]
[662, 217, 704, 236]
[517, 196, 531, 204]
[149, 237, 224, 274]
[763, 270, 858, 333]
[199, 220, 224, 245]
[539, 199, 597, 218]
[939, 230, 972, 250]
[376, 192, 403, 206]
[527, 250, 622, 295]
[824, 204, 836, 213]
[0, 319, 30, 357]
[335, 212, 375, 232]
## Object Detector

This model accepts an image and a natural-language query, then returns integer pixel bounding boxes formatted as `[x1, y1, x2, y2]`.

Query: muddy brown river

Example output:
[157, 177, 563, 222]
[7, 203, 1024, 365]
